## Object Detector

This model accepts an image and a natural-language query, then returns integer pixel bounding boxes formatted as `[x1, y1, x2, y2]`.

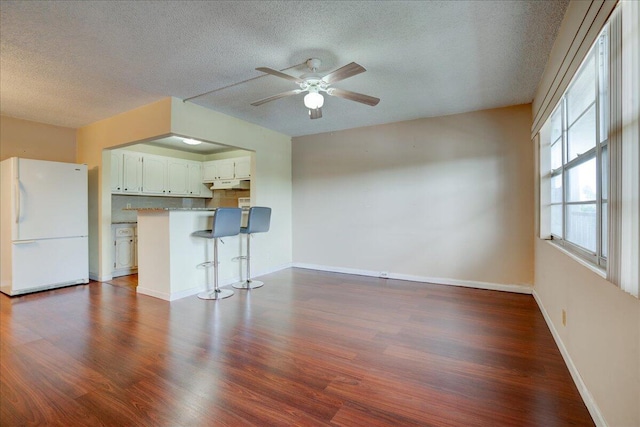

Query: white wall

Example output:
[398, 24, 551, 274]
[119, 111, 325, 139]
[292, 104, 534, 288]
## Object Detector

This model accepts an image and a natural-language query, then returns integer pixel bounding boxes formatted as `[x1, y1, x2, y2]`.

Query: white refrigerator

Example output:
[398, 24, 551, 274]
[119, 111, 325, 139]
[0, 158, 89, 296]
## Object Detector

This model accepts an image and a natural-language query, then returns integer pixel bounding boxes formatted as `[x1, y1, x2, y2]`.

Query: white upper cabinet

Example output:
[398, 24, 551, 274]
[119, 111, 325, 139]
[110, 151, 123, 193]
[234, 156, 251, 179]
[202, 156, 251, 182]
[167, 159, 189, 196]
[142, 155, 167, 194]
[122, 151, 143, 194]
[202, 161, 219, 182]
[217, 159, 236, 180]
[188, 162, 211, 197]
[110, 150, 247, 198]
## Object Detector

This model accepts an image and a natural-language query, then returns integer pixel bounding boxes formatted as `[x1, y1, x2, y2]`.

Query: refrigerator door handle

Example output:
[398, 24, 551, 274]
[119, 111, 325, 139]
[14, 179, 20, 223]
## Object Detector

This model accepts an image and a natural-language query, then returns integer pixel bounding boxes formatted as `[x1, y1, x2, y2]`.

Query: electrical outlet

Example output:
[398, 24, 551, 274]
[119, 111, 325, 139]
[562, 309, 567, 326]
[126, 203, 131, 208]
[379, 271, 389, 279]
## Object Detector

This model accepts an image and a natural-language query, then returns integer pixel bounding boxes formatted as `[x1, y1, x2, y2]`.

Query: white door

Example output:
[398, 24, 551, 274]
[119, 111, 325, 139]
[167, 160, 189, 195]
[188, 162, 203, 196]
[110, 151, 123, 193]
[202, 161, 218, 181]
[142, 155, 167, 194]
[114, 238, 135, 269]
[16, 159, 88, 240]
[218, 160, 235, 179]
[234, 157, 251, 179]
[122, 152, 142, 193]
[12, 237, 88, 292]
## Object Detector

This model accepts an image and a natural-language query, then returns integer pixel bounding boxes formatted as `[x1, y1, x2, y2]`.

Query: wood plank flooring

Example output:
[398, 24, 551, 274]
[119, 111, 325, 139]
[0, 268, 594, 426]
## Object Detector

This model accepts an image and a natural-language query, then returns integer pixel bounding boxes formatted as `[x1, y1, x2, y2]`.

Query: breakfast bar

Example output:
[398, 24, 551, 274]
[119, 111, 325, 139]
[132, 208, 243, 301]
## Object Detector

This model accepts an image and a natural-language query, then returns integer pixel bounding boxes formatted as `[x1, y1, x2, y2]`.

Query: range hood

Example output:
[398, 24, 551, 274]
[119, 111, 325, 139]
[209, 179, 250, 190]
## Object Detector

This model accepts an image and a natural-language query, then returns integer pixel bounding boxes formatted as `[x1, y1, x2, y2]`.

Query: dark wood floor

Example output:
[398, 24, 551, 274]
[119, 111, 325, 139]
[1, 268, 593, 426]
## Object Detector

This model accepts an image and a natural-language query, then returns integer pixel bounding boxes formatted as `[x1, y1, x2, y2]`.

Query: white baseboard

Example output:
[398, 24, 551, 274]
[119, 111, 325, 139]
[292, 263, 533, 294]
[136, 286, 171, 301]
[136, 263, 293, 302]
[532, 290, 606, 427]
[253, 262, 294, 278]
[90, 272, 113, 282]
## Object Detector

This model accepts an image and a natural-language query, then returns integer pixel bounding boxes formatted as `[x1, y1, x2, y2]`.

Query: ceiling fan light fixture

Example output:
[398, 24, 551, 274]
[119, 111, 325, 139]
[303, 92, 324, 109]
[182, 138, 202, 145]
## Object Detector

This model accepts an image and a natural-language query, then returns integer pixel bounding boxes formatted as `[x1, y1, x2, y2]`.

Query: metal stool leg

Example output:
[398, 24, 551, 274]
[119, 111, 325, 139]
[232, 233, 264, 290]
[198, 238, 234, 300]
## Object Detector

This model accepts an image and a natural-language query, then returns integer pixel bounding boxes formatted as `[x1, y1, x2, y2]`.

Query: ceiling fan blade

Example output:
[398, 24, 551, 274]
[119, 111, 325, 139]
[256, 67, 304, 83]
[309, 107, 322, 120]
[327, 88, 380, 106]
[251, 89, 302, 106]
[322, 62, 366, 84]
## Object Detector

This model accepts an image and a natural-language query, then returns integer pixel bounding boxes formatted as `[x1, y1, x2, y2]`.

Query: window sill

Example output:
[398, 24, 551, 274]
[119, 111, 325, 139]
[544, 239, 607, 279]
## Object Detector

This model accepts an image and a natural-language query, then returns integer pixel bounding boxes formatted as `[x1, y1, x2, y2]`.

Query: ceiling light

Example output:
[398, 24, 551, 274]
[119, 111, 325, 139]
[304, 92, 324, 109]
[182, 138, 202, 145]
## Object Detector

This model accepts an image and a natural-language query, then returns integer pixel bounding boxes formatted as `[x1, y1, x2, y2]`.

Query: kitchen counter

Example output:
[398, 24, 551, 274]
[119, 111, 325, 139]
[134, 209, 242, 301]
[123, 207, 218, 211]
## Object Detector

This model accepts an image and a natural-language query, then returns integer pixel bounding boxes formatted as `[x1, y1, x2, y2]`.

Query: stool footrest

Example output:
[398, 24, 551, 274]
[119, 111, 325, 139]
[196, 261, 219, 268]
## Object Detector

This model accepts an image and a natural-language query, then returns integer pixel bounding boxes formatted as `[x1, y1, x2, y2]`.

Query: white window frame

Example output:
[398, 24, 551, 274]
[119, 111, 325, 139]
[538, 1, 639, 298]
[542, 28, 609, 269]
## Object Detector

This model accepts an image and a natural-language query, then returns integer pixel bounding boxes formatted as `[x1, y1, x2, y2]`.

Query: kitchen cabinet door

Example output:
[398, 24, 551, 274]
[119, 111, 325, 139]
[110, 151, 123, 193]
[188, 162, 210, 196]
[217, 159, 235, 180]
[234, 156, 251, 179]
[114, 237, 135, 270]
[113, 225, 137, 276]
[142, 155, 167, 194]
[167, 159, 189, 195]
[122, 152, 142, 194]
[202, 161, 218, 181]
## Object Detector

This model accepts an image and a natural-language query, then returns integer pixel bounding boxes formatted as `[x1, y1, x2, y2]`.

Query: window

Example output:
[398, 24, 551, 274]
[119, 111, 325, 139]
[542, 28, 609, 268]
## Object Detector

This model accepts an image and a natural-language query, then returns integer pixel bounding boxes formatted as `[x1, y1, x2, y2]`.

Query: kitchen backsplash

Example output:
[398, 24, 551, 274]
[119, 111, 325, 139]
[211, 189, 250, 208]
[111, 195, 206, 222]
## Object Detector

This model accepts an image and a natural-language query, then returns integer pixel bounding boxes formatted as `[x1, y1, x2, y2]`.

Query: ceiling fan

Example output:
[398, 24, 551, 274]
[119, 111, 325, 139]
[251, 58, 380, 119]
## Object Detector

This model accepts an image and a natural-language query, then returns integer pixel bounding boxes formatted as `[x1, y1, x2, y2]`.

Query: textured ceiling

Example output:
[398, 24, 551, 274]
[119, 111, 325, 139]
[0, 1, 568, 138]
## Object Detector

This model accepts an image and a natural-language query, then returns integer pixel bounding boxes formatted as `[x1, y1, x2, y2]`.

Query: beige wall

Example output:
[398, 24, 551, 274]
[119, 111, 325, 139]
[292, 104, 534, 287]
[532, 2, 639, 426]
[0, 115, 76, 162]
[534, 241, 639, 427]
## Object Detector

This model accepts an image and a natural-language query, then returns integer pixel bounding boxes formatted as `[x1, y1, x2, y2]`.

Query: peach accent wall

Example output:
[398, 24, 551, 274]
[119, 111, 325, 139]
[292, 104, 534, 287]
[76, 98, 172, 280]
[0, 115, 76, 162]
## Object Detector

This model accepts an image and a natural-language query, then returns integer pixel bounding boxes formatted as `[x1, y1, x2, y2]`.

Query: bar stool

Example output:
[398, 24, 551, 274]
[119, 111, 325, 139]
[232, 207, 271, 290]
[194, 207, 242, 300]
